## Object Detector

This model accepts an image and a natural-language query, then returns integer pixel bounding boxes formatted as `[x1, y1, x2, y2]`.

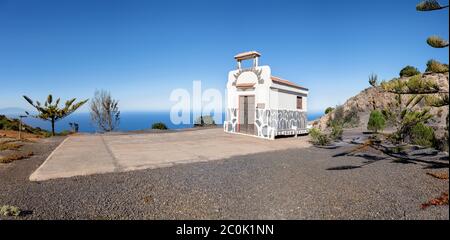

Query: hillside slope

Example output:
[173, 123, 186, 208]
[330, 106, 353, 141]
[311, 73, 449, 139]
[0, 115, 50, 137]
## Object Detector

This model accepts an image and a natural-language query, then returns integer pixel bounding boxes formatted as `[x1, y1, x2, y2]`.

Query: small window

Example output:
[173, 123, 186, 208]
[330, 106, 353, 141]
[297, 96, 303, 110]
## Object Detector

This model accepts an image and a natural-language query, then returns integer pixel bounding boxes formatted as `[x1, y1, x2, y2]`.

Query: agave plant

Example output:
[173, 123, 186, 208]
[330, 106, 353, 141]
[23, 94, 88, 136]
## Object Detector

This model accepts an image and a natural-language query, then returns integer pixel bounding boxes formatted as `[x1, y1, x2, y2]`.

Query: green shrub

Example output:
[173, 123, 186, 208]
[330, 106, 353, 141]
[330, 123, 343, 140]
[367, 110, 386, 133]
[309, 128, 322, 139]
[317, 134, 331, 146]
[426, 59, 449, 73]
[399, 66, 421, 77]
[0, 115, 7, 128]
[0, 205, 21, 216]
[0, 115, 51, 137]
[316, 134, 331, 146]
[0, 116, 19, 131]
[409, 123, 436, 148]
[42, 132, 53, 138]
[309, 128, 330, 146]
[57, 130, 72, 136]
[309, 128, 321, 139]
[324, 107, 334, 114]
[151, 122, 168, 130]
[194, 115, 215, 126]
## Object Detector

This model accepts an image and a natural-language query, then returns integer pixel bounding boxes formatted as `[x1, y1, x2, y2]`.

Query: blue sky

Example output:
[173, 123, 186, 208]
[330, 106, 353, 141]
[0, 0, 448, 113]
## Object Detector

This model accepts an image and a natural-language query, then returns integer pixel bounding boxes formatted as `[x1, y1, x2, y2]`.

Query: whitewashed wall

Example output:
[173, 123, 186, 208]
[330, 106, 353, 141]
[225, 63, 309, 139]
[227, 65, 272, 109]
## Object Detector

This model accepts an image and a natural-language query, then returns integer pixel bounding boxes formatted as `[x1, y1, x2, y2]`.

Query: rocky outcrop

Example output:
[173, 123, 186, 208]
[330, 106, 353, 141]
[311, 73, 449, 139]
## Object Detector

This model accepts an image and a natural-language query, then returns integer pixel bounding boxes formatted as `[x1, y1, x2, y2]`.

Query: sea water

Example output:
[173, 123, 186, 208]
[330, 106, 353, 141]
[15, 111, 323, 133]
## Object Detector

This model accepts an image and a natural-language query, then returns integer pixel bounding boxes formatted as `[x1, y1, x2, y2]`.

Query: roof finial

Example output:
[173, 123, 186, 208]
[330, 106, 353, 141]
[234, 51, 261, 69]
[234, 51, 261, 61]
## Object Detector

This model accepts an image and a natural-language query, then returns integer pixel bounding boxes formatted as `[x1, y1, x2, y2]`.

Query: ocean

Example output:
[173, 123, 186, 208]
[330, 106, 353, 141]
[10, 111, 323, 133]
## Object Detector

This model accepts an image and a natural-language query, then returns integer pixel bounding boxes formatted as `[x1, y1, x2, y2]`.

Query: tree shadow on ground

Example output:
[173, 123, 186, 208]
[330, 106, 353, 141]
[19, 210, 33, 217]
[386, 153, 449, 169]
[411, 152, 438, 157]
[328, 151, 387, 171]
[354, 153, 386, 161]
[328, 142, 449, 170]
[314, 145, 342, 150]
[423, 164, 449, 169]
[327, 165, 361, 170]
[391, 159, 416, 165]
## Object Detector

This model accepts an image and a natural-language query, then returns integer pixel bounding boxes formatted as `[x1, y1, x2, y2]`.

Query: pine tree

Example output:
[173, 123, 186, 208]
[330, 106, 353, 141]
[371, 1, 449, 143]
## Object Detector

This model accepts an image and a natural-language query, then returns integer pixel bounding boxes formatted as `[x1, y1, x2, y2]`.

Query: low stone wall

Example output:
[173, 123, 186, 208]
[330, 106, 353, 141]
[224, 108, 308, 139]
[223, 108, 238, 133]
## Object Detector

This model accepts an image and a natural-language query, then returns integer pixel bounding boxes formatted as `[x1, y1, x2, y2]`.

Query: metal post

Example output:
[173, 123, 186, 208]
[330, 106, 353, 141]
[19, 119, 21, 139]
[18, 115, 27, 140]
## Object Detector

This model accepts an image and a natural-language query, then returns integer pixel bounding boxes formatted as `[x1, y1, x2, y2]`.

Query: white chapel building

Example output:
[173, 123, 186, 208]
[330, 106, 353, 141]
[224, 51, 309, 140]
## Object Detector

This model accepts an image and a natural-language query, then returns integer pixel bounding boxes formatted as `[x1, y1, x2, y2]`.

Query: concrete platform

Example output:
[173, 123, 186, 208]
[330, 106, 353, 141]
[30, 128, 311, 181]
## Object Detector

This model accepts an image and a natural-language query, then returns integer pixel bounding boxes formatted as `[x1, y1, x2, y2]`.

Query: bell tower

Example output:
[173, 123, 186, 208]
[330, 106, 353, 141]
[234, 51, 261, 69]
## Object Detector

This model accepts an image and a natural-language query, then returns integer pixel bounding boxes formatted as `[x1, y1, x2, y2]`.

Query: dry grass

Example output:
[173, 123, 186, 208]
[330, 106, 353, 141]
[346, 139, 383, 156]
[349, 140, 372, 153]
[426, 171, 449, 180]
[0, 151, 34, 164]
[143, 195, 154, 204]
[421, 192, 449, 209]
[0, 142, 23, 151]
[0, 130, 41, 140]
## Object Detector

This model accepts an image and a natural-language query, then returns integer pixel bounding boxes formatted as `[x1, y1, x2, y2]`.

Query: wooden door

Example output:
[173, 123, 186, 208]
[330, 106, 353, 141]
[238, 96, 255, 135]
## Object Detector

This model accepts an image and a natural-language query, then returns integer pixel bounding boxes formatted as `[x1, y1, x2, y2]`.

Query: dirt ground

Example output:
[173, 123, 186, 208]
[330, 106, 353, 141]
[0, 129, 448, 219]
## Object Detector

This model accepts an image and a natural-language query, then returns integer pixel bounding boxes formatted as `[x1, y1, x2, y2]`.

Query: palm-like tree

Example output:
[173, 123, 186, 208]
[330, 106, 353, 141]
[417, 0, 449, 48]
[416, 0, 448, 11]
[416, 0, 449, 136]
[23, 94, 88, 136]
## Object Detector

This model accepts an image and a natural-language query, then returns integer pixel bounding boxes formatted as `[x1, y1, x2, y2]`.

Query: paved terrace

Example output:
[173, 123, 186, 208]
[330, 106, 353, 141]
[30, 128, 311, 181]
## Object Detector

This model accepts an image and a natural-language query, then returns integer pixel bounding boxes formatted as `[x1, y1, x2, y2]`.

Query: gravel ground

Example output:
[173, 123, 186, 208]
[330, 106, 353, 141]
[0, 136, 448, 220]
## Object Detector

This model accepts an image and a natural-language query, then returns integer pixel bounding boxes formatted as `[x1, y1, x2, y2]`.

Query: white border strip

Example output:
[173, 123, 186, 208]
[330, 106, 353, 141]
[29, 136, 71, 181]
